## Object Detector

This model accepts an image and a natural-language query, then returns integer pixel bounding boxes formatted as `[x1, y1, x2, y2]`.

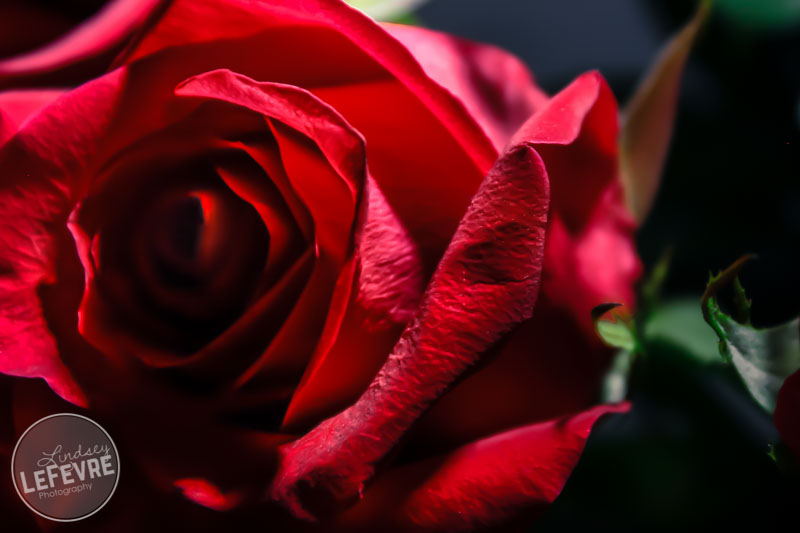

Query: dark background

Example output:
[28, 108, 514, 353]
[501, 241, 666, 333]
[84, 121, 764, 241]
[418, 0, 800, 326]
[416, 0, 800, 530]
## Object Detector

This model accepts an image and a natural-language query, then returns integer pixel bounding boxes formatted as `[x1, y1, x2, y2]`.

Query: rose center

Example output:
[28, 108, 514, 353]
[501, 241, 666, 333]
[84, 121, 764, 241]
[148, 192, 227, 287]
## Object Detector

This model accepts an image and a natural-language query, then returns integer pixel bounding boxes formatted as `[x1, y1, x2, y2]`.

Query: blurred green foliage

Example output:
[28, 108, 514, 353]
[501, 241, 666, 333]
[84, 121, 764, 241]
[716, 0, 800, 31]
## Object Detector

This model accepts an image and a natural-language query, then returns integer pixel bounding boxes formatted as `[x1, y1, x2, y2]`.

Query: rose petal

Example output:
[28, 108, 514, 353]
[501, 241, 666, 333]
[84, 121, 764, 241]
[174, 69, 368, 384]
[116, 0, 496, 263]
[313, 79, 487, 268]
[511, 71, 641, 333]
[0, 75, 122, 405]
[215, 147, 309, 289]
[121, 0, 496, 170]
[511, 70, 618, 232]
[7, 377, 293, 530]
[175, 69, 363, 263]
[0, 89, 64, 143]
[543, 183, 640, 336]
[353, 177, 425, 327]
[282, 176, 424, 431]
[382, 23, 548, 151]
[0, 0, 167, 88]
[336, 403, 630, 532]
[270, 141, 550, 519]
[174, 478, 244, 511]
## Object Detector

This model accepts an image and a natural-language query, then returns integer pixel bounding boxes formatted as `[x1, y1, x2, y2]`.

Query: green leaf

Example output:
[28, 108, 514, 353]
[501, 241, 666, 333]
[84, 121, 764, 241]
[593, 304, 638, 402]
[346, 0, 428, 21]
[645, 298, 720, 364]
[702, 257, 800, 413]
[592, 303, 636, 352]
[717, 0, 800, 31]
[597, 322, 637, 352]
[619, 0, 712, 224]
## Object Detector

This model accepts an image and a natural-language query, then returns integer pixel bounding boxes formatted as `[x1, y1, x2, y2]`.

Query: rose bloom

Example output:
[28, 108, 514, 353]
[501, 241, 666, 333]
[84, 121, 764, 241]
[0, 0, 639, 531]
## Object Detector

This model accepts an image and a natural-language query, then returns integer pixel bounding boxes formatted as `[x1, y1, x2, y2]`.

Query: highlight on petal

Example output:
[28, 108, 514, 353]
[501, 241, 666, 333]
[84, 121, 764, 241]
[0, 89, 64, 143]
[620, 0, 711, 224]
[270, 141, 550, 519]
[175, 478, 244, 512]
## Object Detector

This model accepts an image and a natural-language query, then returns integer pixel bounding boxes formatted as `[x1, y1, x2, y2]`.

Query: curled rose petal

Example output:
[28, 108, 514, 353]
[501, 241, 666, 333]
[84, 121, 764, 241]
[270, 142, 550, 519]
[0, 0, 168, 89]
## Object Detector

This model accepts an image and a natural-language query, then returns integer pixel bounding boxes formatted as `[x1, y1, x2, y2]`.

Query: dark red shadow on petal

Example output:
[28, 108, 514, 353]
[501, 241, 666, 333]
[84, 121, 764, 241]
[775, 369, 800, 458]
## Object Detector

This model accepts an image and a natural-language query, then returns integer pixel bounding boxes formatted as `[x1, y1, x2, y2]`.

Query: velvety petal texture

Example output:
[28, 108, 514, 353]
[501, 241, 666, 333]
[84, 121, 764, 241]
[270, 140, 551, 519]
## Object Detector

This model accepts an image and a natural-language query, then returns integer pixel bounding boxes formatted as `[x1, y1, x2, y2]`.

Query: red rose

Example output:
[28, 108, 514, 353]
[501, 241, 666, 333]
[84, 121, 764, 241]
[0, 1, 638, 531]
